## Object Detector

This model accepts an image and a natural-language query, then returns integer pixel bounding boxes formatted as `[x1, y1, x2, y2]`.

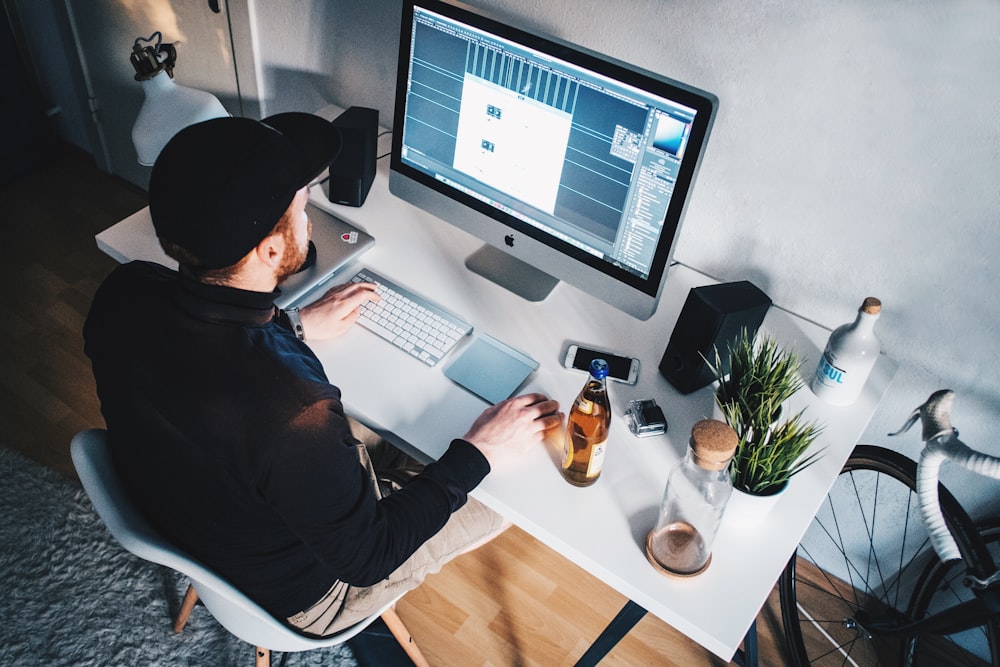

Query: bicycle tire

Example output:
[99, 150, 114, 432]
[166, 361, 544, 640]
[907, 520, 1000, 665]
[778, 444, 999, 666]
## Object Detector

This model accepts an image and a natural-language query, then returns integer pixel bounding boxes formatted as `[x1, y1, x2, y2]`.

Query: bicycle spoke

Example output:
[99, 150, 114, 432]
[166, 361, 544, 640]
[798, 541, 864, 612]
[893, 482, 915, 610]
[866, 471, 898, 610]
[796, 600, 862, 666]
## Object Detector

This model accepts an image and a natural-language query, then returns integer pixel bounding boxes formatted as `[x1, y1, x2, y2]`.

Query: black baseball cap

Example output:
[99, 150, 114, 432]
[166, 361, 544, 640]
[149, 113, 342, 269]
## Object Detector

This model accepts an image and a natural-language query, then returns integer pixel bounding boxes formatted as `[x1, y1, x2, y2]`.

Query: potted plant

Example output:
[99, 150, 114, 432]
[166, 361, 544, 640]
[710, 329, 824, 496]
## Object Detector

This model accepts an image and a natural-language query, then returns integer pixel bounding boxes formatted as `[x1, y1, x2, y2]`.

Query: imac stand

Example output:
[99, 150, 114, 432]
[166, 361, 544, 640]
[465, 245, 558, 302]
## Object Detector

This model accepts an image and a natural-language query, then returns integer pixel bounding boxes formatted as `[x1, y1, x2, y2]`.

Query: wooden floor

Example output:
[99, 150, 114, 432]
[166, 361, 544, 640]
[0, 143, 792, 666]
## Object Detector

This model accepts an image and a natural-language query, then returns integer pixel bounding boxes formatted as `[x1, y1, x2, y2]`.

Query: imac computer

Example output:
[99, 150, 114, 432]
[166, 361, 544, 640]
[389, 0, 717, 320]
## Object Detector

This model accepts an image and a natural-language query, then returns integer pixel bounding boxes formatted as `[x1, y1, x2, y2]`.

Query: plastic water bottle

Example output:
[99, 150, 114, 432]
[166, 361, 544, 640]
[646, 419, 738, 576]
[562, 358, 611, 487]
[811, 297, 882, 406]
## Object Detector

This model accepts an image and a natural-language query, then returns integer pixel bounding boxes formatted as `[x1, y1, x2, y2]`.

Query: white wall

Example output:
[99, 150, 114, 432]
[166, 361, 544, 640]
[252, 0, 401, 123]
[18, 0, 998, 518]
[254, 0, 1000, 519]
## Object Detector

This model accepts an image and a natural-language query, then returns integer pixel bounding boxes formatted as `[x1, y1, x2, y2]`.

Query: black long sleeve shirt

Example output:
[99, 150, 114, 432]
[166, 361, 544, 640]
[83, 261, 489, 617]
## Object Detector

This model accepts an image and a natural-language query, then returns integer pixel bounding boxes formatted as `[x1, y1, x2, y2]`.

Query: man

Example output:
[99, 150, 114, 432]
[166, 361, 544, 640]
[83, 112, 562, 636]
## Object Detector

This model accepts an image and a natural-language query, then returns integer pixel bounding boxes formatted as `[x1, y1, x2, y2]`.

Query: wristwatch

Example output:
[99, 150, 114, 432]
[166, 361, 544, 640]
[284, 307, 306, 341]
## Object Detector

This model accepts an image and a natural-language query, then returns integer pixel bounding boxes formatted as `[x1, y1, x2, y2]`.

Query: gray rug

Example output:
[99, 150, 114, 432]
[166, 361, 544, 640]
[0, 447, 357, 667]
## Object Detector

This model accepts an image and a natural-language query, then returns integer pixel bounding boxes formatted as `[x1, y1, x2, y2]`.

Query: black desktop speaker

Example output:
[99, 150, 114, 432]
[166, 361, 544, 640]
[323, 106, 379, 207]
[659, 281, 772, 394]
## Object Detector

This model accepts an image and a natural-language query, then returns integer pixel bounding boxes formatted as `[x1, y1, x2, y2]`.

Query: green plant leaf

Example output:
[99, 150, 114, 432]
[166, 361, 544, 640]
[704, 329, 825, 494]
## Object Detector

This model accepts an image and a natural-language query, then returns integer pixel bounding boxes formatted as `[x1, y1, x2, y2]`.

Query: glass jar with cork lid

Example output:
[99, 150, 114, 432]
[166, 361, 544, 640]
[646, 419, 739, 577]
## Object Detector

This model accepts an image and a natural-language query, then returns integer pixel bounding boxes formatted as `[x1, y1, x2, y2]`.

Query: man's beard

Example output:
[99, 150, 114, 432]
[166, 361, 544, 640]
[275, 221, 312, 284]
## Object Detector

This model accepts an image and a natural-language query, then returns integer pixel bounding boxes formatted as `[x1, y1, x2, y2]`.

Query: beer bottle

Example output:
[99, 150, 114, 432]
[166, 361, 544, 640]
[562, 358, 611, 487]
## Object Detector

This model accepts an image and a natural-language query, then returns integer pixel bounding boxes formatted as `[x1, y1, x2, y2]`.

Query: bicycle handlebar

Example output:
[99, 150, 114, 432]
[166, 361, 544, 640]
[891, 390, 1000, 563]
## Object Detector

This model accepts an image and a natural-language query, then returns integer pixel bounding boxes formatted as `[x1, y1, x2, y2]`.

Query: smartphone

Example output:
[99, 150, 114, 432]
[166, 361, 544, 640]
[563, 344, 640, 385]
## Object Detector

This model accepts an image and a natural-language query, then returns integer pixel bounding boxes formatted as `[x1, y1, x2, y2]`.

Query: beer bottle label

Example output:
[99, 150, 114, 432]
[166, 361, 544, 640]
[588, 441, 607, 476]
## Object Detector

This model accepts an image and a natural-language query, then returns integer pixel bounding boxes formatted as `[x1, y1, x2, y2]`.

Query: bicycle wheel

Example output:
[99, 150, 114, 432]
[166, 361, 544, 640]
[779, 445, 1000, 666]
[907, 520, 1000, 665]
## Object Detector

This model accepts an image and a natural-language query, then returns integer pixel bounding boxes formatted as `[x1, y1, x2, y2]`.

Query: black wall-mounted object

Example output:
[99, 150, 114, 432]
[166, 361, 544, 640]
[659, 281, 772, 394]
[323, 106, 378, 207]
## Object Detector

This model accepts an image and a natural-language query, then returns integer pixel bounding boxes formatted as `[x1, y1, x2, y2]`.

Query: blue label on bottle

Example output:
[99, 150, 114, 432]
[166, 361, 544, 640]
[817, 356, 844, 384]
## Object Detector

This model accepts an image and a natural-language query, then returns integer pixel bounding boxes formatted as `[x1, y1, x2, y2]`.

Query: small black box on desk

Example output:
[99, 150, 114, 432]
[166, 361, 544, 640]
[659, 281, 772, 394]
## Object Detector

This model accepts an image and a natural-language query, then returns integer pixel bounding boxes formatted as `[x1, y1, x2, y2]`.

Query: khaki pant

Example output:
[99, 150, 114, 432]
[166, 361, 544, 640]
[286, 417, 507, 636]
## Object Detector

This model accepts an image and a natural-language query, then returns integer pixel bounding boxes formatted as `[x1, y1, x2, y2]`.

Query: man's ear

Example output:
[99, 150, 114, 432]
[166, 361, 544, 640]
[254, 231, 285, 269]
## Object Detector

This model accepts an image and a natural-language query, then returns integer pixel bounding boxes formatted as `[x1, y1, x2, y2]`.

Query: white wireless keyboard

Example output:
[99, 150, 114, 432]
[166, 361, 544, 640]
[349, 268, 473, 366]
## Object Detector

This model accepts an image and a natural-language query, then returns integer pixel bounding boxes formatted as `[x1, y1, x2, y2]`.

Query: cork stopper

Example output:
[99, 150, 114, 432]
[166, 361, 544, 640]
[861, 297, 881, 315]
[689, 419, 738, 471]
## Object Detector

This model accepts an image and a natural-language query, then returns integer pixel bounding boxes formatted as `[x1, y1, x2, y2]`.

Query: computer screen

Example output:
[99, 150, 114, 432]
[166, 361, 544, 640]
[389, 0, 717, 320]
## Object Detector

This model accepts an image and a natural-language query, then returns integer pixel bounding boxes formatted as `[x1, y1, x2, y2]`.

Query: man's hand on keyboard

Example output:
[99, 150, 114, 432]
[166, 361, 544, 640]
[299, 281, 380, 340]
[462, 393, 563, 470]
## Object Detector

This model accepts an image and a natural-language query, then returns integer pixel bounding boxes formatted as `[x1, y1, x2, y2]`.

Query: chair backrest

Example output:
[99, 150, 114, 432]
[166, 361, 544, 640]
[70, 429, 384, 652]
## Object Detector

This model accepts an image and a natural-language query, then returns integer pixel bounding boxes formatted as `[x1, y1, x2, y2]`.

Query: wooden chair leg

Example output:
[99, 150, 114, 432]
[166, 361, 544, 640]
[255, 647, 270, 667]
[381, 606, 430, 667]
[173, 584, 200, 634]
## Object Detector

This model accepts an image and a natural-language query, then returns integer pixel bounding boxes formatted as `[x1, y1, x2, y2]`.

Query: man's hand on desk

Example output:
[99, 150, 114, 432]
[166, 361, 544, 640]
[463, 393, 563, 469]
[298, 281, 380, 340]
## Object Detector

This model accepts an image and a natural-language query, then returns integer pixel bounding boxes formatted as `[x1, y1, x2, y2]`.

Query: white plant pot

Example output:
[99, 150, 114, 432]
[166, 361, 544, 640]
[723, 484, 787, 529]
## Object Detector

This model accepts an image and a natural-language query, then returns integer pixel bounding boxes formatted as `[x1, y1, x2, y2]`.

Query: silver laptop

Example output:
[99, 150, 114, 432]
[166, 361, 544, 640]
[275, 203, 374, 308]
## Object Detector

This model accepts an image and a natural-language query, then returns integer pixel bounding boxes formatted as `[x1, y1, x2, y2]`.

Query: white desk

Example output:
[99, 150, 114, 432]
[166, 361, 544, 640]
[97, 145, 896, 661]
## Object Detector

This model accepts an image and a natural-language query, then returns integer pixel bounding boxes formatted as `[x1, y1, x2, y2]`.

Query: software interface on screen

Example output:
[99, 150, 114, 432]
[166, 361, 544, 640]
[398, 5, 702, 284]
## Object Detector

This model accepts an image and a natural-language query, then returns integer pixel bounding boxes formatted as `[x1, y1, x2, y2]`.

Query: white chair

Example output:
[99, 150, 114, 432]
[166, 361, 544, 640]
[71, 428, 429, 667]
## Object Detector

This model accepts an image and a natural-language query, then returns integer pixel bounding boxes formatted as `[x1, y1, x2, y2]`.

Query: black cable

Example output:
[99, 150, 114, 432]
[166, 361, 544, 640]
[377, 130, 392, 160]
